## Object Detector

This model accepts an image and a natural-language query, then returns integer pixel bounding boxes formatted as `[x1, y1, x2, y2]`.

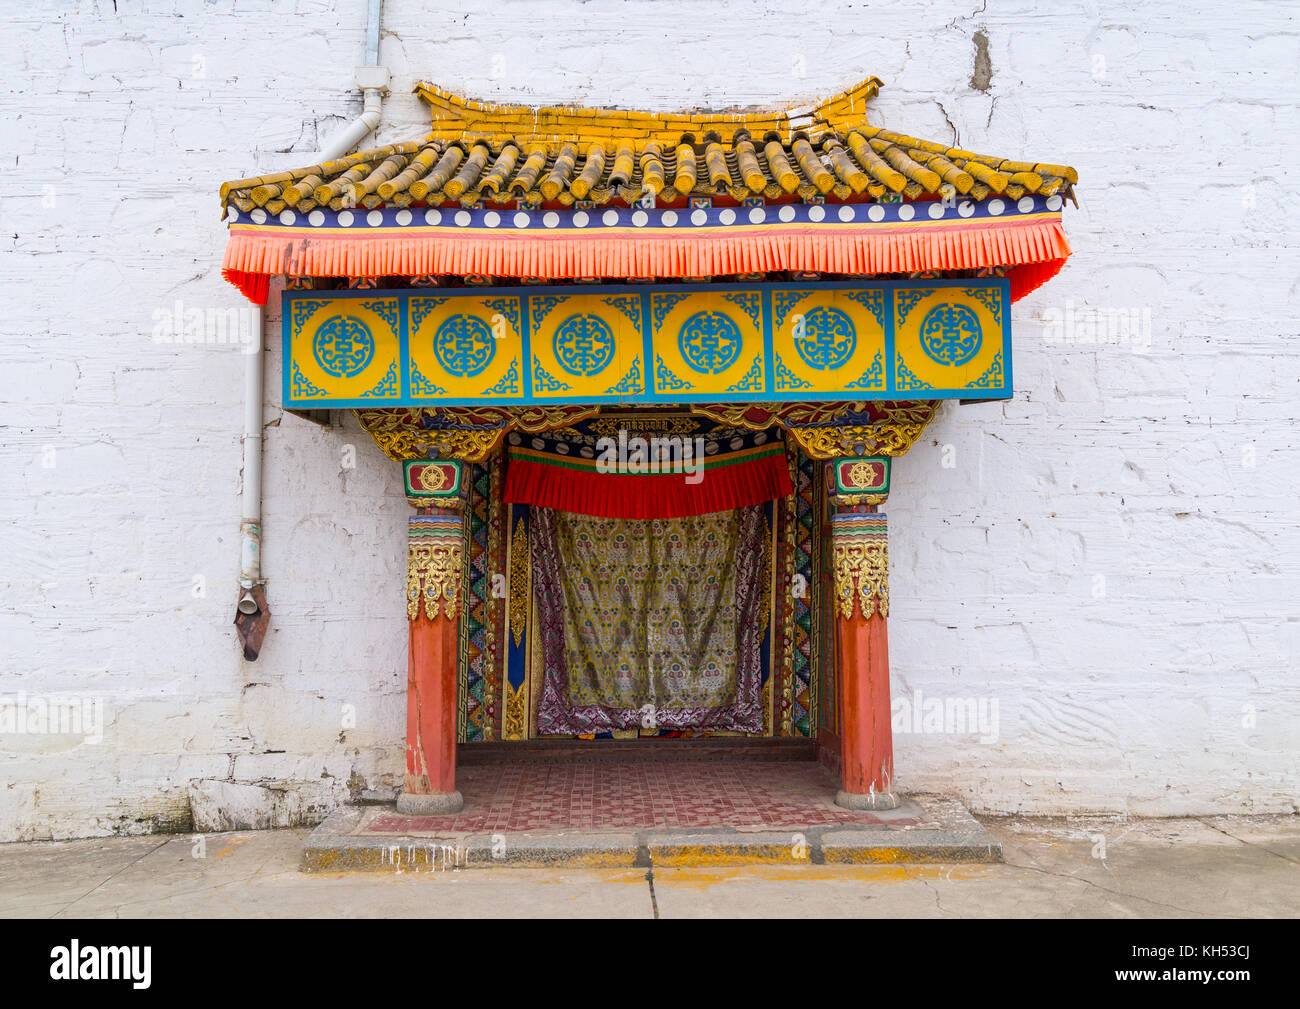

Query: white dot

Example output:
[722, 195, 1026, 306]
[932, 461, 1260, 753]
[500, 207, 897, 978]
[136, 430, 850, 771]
[748, 206, 766, 224]
[958, 201, 975, 218]
[514, 212, 531, 227]
[572, 211, 588, 227]
[837, 205, 855, 222]
[531, 438, 545, 450]
[602, 210, 619, 226]
[988, 199, 1005, 216]
[251, 208, 267, 224]
[867, 204, 885, 222]
[730, 437, 744, 450]
[1018, 196, 1035, 213]
[719, 208, 736, 224]
[225, 208, 239, 223]
[279, 210, 296, 225]
[424, 209, 442, 225]
[662, 210, 678, 226]
[395, 209, 412, 226]
[691, 209, 707, 226]
[778, 205, 796, 222]
[580, 446, 594, 459]
[928, 202, 946, 219]
[336, 210, 352, 227]
[555, 442, 570, 454]
[753, 431, 767, 445]
[308, 210, 324, 226]
[508, 432, 521, 445]
[1046, 194, 1063, 211]
[543, 212, 559, 228]
[632, 210, 648, 227]
[484, 211, 500, 227]
[367, 210, 383, 226]
[898, 204, 915, 221]
[808, 205, 825, 222]
[455, 210, 471, 226]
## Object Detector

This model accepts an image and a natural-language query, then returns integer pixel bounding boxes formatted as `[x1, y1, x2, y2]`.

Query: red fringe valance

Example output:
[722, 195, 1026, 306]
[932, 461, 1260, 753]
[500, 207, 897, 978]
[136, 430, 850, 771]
[503, 450, 794, 519]
[222, 216, 1070, 305]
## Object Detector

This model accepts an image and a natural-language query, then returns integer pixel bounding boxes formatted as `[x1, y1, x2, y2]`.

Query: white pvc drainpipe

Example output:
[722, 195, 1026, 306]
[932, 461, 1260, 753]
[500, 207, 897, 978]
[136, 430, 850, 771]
[235, 0, 388, 636]
[237, 307, 263, 612]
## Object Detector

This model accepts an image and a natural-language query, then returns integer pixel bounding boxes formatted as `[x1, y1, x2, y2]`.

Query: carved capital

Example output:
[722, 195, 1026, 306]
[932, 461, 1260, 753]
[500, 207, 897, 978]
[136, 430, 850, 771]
[407, 511, 465, 621]
[831, 512, 889, 620]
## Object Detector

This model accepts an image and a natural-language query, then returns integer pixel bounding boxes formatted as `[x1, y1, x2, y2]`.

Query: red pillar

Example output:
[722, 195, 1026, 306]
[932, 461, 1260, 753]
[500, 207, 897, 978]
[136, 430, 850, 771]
[397, 504, 466, 815]
[831, 506, 898, 810]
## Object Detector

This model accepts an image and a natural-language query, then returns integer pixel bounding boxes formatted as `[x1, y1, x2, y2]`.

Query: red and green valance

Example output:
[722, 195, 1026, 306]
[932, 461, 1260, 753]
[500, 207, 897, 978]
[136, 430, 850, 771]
[502, 422, 793, 518]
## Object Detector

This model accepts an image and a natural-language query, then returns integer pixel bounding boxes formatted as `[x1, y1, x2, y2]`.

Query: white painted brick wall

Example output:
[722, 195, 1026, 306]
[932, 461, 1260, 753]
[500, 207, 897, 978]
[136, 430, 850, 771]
[1, 0, 1296, 840]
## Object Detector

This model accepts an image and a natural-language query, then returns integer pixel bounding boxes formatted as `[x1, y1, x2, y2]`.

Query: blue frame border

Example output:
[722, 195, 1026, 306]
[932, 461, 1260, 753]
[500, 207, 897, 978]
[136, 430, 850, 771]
[282, 276, 1013, 408]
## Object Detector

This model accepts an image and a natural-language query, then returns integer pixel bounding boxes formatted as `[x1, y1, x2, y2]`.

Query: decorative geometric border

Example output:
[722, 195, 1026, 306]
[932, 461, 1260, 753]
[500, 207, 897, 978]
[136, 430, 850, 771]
[236, 193, 1064, 232]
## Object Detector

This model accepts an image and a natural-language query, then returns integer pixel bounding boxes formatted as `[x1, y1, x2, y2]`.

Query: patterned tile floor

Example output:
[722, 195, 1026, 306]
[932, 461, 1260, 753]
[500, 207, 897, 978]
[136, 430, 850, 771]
[365, 761, 920, 833]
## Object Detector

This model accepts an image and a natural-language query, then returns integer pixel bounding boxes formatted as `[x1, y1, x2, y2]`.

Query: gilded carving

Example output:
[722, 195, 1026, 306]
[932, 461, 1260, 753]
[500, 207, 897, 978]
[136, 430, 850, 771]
[503, 679, 527, 741]
[832, 537, 889, 620]
[509, 517, 528, 648]
[360, 400, 940, 468]
[407, 540, 464, 621]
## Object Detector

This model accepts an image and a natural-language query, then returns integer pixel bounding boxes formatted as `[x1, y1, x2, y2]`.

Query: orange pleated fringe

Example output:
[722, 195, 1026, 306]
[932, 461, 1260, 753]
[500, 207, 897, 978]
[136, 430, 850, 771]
[222, 216, 1071, 305]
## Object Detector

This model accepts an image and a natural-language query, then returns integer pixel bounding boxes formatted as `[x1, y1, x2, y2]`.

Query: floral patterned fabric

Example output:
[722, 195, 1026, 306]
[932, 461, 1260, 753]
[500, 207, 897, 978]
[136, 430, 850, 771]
[533, 504, 766, 734]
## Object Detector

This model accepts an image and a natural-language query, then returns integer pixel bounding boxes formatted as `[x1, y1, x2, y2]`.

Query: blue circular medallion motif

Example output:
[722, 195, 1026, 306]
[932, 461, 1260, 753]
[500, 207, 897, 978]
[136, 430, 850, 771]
[313, 315, 374, 377]
[678, 311, 742, 374]
[433, 314, 495, 377]
[793, 306, 857, 370]
[919, 303, 982, 366]
[554, 314, 615, 376]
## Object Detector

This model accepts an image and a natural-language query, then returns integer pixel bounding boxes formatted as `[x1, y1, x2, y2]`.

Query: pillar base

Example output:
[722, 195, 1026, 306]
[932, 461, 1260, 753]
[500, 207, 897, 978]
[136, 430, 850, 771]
[836, 789, 902, 811]
[396, 790, 464, 815]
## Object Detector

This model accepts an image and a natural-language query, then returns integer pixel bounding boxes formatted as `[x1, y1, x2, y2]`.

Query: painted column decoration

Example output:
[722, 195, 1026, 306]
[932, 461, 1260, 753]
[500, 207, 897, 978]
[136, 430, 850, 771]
[828, 456, 898, 810]
[398, 460, 467, 815]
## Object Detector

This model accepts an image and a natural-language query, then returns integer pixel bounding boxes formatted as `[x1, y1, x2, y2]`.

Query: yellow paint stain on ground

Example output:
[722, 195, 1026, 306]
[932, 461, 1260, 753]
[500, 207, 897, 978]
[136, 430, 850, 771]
[213, 836, 251, 859]
[651, 864, 995, 888]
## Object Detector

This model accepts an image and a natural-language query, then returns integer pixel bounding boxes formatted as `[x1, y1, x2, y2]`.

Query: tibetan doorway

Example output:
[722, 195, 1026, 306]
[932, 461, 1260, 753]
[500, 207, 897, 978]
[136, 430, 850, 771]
[462, 413, 828, 742]
[462, 410, 832, 738]
[531, 504, 767, 733]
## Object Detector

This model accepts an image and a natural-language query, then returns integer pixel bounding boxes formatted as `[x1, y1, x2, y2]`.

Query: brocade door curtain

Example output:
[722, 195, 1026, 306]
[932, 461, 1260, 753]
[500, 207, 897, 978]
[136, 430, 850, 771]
[503, 421, 792, 734]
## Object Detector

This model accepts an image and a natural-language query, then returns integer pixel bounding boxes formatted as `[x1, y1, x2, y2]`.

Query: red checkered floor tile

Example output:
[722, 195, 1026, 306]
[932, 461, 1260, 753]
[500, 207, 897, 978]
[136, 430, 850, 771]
[365, 761, 918, 833]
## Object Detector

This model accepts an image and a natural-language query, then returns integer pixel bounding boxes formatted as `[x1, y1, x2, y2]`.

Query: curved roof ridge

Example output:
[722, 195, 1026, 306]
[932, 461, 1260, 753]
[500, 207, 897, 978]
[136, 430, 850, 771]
[413, 76, 885, 147]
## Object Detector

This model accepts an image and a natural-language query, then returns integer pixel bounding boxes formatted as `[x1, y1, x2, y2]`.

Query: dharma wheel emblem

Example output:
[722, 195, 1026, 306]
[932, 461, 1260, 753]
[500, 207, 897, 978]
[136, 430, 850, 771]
[679, 311, 742, 374]
[794, 306, 857, 370]
[554, 314, 615, 376]
[416, 465, 449, 492]
[919, 303, 982, 366]
[313, 315, 374, 377]
[433, 314, 495, 377]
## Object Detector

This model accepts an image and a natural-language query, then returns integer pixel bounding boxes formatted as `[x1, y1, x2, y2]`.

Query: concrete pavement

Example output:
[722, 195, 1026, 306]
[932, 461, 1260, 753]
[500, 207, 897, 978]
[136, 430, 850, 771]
[1, 814, 1297, 918]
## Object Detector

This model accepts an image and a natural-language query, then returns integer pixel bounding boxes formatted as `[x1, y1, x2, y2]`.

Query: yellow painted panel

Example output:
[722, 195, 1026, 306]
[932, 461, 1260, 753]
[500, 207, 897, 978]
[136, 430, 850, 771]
[770, 288, 887, 394]
[407, 293, 525, 399]
[894, 286, 1005, 392]
[289, 297, 401, 402]
[529, 292, 645, 399]
[650, 291, 765, 395]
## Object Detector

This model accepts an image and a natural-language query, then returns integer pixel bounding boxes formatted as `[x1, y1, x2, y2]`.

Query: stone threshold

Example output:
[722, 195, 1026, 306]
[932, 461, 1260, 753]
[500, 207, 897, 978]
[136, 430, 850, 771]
[301, 794, 1002, 871]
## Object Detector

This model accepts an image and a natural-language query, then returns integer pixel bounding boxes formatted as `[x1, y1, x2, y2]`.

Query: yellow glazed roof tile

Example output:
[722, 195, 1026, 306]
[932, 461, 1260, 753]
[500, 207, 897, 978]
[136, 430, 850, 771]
[219, 78, 1076, 214]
